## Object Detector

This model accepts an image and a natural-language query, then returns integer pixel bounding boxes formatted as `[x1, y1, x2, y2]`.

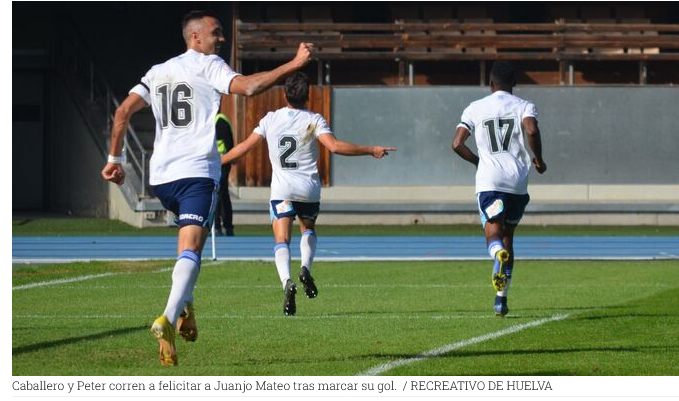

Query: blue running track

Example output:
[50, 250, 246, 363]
[11, 236, 679, 263]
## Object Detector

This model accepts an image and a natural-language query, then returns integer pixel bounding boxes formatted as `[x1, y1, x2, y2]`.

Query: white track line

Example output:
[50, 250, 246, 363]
[12, 261, 219, 291]
[356, 313, 570, 376]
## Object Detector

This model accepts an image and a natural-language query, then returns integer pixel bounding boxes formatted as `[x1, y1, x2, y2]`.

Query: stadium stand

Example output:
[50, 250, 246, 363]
[12, 2, 679, 226]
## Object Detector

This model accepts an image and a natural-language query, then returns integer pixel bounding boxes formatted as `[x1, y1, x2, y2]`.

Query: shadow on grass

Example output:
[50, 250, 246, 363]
[12, 325, 148, 356]
[13, 219, 32, 226]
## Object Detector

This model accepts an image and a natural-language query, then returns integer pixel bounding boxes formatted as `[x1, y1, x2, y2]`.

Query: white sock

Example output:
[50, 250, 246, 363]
[163, 250, 201, 326]
[274, 242, 291, 289]
[300, 229, 317, 271]
[497, 266, 513, 297]
[488, 240, 504, 259]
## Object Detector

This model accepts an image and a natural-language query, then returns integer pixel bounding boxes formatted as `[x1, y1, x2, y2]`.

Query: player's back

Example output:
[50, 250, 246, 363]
[460, 91, 537, 194]
[134, 49, 239, 185]
[254, 107, 332, 202]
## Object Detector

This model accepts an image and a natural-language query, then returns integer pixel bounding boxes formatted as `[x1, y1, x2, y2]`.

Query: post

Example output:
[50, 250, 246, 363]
[408, 61, 414, 86]
[324, 61, 331, 85]
[479, 61, 486, 86]
[568, 62, 574, 85]
[141, 149, 146, 198]
[211, 223, 217, 261]
[639, 61, 647, 85]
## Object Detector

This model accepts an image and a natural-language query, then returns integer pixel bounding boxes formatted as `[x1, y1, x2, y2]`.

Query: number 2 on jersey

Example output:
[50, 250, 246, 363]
[279, 136, 298, 169]
[483, 117, 516, 153]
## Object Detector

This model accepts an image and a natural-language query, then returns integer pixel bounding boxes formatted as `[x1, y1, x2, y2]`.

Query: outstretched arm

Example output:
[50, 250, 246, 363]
[523, 116, 547, 174]
[221, 133, 265, 165]
[452, 127, 479, 167]
[229, 43, 314, 97]
[101, 93, 147, 185]
[317, 133, 395, 158]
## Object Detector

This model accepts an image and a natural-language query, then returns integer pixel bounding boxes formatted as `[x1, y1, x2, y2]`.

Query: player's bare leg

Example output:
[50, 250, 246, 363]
[298, 218, 318, 298]
[493, 225, 516, 317]
[273, 217, 296, 315]
[485, 220, 510, 291]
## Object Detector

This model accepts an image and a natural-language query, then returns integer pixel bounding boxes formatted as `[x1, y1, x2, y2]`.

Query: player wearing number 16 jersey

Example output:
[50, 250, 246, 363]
[101, 10, 314, 366]
[452, 61, 547, 317]
[221, 72, 395, 316]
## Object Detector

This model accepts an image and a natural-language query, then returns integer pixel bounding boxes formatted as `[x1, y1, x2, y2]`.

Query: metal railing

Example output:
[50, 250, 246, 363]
[57, 18, 150, 199]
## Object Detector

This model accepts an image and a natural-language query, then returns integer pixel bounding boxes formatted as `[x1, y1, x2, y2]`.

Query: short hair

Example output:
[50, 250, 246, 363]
[182, 10, 219, 41]
[284, 72, 309, 109]
[490, 61, 516, 88]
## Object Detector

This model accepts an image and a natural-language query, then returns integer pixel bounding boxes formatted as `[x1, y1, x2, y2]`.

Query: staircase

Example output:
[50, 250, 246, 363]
[55, 18, 165, 221]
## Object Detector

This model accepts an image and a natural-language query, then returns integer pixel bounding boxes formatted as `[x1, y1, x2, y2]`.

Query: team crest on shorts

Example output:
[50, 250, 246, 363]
[485, 199, 504, 219]
[276, 200, 294, 214]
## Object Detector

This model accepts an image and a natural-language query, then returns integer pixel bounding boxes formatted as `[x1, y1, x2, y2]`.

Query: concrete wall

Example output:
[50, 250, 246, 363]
[47, 79, 109, 217]
[331, 86, 679, 186]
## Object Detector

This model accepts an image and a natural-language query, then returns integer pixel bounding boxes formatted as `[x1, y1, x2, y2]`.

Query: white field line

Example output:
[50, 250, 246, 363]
[12, 313, 533, 320]
[12, 261, 219, 291]
[356, 313, 570, 376]
[27, 282, 670, 291]
[12, 255, 678, 264]
[12, 273, 119, 291]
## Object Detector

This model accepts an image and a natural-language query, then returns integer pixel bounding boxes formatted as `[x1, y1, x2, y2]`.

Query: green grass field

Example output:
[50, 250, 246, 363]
[12, 258, 679, 376]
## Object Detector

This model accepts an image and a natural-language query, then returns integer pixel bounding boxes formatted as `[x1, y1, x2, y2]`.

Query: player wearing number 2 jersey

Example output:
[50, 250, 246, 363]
[221, 72, 395, 316]
[101, 10, 314, 366]
[453, 61, 547, 318]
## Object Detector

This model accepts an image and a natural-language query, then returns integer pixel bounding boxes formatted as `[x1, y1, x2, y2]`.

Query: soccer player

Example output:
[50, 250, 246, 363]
[220, 72, 395, 316]
[452, 61, 547, 317]
[101, 10, 314, 366]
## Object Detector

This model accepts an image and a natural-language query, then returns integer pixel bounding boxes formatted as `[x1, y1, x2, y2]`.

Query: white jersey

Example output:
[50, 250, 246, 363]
[457, 90, 538, 194]
[253, 107, 333, 202]
[130, 49, 241, 185]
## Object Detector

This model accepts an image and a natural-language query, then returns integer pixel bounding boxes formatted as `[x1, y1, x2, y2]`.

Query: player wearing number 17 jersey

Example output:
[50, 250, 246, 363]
[101, 10, 314, 366]
[452, 61, 547, 317]
[221, 72, 395, 316]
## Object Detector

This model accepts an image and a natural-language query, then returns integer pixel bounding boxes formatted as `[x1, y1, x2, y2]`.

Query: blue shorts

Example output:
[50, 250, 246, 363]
[153, 178, 219, 227]
[477, 191, 530, 227]
[270, 200, 320, 222]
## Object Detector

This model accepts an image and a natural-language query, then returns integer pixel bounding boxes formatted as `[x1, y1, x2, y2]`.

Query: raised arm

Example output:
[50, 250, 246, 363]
[523, 116, 547, 174]
[452, 126, 479, 167]
[221, 132, 265, 165]
[317, 133, 395, 158]
[101, 93, 147, 185]
[229, 43, 314, 97]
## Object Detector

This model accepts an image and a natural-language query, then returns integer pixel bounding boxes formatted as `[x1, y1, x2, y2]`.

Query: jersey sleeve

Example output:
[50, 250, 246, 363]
[456, 105, 475, 132]
[204, 56, 242, 94]
[314, 114, 333, 137]
[129, 71, 152, 104]
[522, 101, 538, 120]
[253, 112, 272, 138]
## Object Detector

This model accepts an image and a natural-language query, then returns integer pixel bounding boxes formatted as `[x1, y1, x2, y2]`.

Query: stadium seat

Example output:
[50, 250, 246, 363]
[391, 3, 427, 54]
[423, 3, 462, 54]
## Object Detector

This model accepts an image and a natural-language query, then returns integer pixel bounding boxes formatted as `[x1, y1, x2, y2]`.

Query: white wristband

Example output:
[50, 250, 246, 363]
[108, 155, 123, 164]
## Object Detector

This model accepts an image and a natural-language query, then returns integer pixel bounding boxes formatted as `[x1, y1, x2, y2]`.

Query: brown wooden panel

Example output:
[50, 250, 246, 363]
[225, 86, 332, 187]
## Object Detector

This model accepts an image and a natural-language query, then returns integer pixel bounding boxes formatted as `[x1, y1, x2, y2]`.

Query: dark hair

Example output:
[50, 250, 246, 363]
[284, 72, 309, 109]
[490, 61, 516, 88]
[182, 10, 219, 30]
